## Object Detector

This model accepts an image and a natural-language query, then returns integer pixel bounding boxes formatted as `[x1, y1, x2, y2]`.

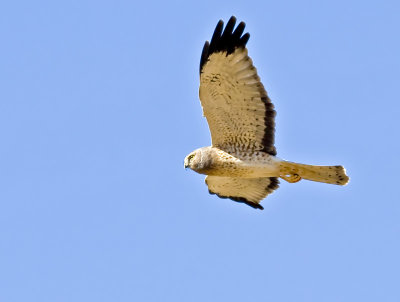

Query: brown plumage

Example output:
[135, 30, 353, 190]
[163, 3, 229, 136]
[184, 16, 349, 210]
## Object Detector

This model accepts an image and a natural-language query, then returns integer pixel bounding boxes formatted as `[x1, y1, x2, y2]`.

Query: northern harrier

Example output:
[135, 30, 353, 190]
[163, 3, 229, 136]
[184, 16, 349, 210]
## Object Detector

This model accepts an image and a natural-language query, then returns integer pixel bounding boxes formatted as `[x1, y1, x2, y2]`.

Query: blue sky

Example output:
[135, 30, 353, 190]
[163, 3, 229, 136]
[1, 0, 399, 301]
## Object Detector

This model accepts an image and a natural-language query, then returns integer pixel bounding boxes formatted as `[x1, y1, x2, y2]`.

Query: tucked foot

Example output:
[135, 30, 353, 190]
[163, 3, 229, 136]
[280, 173, 302, 183]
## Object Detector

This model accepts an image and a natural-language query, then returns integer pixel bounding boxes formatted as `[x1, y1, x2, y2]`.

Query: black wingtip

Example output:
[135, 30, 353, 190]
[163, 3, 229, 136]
[267, 177, 279, 192]
[209, 20, 224, 48]
[199, 41, 210, 74]
[240, 33, 250, 45]
[230, 196, 264, 210]
[200, 16, 250, 74]
[208, 190, 264, 210]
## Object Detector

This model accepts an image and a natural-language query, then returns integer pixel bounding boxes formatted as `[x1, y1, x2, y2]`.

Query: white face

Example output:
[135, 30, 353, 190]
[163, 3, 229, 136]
[184, 151, 198, 169]
[184, 147, 213, 174]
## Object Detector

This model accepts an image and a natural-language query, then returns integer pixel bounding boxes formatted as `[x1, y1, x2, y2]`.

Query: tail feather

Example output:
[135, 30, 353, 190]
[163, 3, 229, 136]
[280, 161, 349, 185]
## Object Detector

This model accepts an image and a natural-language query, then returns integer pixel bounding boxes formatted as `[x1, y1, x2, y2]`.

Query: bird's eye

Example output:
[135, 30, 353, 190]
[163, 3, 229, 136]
[187, 154, 195, 163]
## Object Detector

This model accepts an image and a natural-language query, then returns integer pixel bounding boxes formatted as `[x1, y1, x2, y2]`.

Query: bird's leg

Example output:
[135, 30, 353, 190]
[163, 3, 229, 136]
[280, 173, 302, 183]
[279, 162, 302, 183]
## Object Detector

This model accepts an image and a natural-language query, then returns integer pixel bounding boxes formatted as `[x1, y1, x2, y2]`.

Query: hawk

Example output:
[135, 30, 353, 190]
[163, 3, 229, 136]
[184, 16, 349, 210]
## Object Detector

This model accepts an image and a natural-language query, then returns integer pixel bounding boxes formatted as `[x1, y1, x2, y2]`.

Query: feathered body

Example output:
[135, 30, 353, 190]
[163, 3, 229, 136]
[185, 146, 279, 178]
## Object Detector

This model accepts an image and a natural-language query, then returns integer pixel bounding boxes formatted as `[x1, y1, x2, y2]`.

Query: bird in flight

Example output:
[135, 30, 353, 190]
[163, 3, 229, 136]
[184, 16, 349, 210]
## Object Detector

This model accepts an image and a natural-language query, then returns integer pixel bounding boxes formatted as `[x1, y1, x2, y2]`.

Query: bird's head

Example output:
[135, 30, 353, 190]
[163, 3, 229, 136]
[184, 147, 213, 173]
[184, 151, 200, 170]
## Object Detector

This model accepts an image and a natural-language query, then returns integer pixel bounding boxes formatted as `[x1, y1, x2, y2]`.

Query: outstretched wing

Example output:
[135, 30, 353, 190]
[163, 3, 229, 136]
[205, 176, 279, 210]
[199, 16, 276, 155]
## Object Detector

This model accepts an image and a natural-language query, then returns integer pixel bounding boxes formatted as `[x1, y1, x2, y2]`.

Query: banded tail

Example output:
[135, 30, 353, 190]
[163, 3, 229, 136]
[279, 161, 349, 185]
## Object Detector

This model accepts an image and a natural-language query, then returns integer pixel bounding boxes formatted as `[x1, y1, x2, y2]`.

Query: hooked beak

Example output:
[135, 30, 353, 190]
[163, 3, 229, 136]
[184, 162, 189, 169]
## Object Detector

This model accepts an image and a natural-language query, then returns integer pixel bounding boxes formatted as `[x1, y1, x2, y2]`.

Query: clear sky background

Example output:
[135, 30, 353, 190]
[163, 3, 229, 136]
[1, 0, 399, 301]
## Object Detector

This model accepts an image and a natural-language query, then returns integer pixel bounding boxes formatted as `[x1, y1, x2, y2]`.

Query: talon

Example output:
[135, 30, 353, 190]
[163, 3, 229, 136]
[280, 173, 301, 183]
